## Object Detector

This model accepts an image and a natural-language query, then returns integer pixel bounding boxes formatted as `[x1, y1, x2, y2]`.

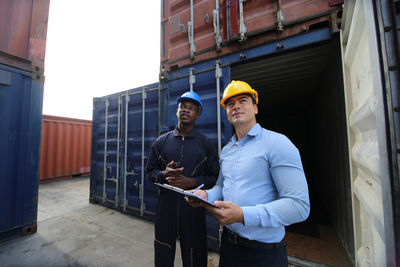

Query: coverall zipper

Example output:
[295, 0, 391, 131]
[176, 136, 184, 238]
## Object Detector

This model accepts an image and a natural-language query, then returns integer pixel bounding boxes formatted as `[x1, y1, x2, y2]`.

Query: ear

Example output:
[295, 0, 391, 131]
[254, 104, 258, 115]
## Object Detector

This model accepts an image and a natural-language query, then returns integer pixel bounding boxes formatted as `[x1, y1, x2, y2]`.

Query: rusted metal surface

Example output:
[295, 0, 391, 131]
[0, 0, 49, 72]
[160, 0, 340, 72]
[39, 115, 92, 183]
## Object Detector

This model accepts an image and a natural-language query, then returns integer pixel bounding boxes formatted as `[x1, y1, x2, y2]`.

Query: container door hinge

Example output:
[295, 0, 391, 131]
[32, 65, 44, 82]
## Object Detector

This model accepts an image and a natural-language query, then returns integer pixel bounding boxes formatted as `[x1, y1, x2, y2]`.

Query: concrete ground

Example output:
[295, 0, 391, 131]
[0, 177, 219, 267]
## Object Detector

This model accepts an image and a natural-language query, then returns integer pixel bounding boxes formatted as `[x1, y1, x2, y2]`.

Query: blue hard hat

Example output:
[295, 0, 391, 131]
[177, 91, 203, 114]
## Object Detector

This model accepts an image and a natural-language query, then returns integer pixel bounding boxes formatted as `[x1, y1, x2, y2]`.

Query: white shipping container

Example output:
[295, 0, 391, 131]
[341, 1, 399, 266]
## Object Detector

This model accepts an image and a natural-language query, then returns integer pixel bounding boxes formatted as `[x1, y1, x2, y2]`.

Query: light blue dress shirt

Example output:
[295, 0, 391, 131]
[207, 123, 310, 243]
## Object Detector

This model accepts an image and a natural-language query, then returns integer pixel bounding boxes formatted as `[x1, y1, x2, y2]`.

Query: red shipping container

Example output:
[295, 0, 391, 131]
[0, 0, 49, 74]
[160, 0, 342, 73]
[39, 115, 92, 183]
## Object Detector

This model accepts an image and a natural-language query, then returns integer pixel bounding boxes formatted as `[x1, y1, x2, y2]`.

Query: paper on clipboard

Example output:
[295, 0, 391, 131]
[155, 183, 220, 209]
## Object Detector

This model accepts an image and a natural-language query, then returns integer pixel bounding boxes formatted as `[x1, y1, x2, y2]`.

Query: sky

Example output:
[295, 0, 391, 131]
[43, 1, 161, 120]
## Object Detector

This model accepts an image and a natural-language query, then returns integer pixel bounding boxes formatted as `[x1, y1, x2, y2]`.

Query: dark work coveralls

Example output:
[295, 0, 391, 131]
[146, 127, 219, 267]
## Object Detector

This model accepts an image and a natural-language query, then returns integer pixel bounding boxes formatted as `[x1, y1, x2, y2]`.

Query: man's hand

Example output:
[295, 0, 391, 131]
[185, 189, 208, 207]
[205, 201, 244, 226]
[162, 161, 183, 178]
[166, 175, 196, 189]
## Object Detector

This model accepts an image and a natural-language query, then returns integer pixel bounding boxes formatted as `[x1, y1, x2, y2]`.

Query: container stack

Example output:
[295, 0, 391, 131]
[0, 0, 50, 241]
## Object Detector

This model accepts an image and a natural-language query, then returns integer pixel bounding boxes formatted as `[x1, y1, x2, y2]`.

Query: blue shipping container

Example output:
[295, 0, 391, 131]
[0, 64, 44, 241]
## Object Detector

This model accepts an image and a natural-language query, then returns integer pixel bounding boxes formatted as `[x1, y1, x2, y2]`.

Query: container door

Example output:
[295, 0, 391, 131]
[120, 85, 159, 217]
[341, 1, 399, 266]
[0, 64, 43, 239]
[90, 84, 159, 218]
[90, 95, 121, 207]
[161, 61, 232, 251]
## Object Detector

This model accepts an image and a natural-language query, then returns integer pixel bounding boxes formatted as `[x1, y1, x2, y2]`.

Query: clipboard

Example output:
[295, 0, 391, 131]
[155, 183, 220, 209]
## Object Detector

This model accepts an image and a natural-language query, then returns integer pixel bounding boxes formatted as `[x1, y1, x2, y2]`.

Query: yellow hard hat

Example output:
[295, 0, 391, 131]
[220, 80, 259, 109]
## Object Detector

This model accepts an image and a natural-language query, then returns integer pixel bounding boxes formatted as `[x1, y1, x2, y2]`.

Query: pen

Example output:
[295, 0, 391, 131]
[190, 184, 204, 194]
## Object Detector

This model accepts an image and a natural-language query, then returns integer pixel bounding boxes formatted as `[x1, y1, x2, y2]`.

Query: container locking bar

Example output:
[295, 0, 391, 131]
[215, 61, 222, 155]
[275, 0, 284, 32]
[213, 0, 222, 51]
[140, 89, 147, 216]
[189, 68, 196, 92]
[123, 93, 130, 211]
[188, 0, 196, 59]
[239, 0, 247, 42]
[103, 99, 109, 203]
[115, 95, 122, 207]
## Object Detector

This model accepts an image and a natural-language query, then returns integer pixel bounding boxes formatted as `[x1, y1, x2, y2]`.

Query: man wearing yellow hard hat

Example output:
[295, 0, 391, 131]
[188, 80, 310, 266]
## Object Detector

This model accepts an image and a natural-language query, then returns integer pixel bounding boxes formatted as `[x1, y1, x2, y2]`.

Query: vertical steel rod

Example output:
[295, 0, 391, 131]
[213, 0, 221, 50]
[215, 61, 222, 155]
[103, 98, 109, 203]
[239, 0, 247, 41]
[123, 93, 129, 211]
[188, 0, 196, 58]
[140, 89, 147, 216]
[115, 95, 121, 207]
[189, 68, 195, 92]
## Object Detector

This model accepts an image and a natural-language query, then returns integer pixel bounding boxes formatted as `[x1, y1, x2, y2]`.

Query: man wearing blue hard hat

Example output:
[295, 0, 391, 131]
[146, 91, 219, 267]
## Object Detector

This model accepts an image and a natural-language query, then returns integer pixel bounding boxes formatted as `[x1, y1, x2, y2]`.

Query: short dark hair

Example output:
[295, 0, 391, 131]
[245, 93, 257, 105]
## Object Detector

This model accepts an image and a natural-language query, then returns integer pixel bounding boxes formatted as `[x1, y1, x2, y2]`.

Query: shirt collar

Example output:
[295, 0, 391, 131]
[231, 123, 262, 143]
[173, 127, 197, 138]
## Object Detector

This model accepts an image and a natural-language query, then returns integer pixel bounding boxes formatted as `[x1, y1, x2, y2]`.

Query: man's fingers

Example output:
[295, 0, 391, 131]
[167, 161, 174, 167]
[214, 201, 232, 208]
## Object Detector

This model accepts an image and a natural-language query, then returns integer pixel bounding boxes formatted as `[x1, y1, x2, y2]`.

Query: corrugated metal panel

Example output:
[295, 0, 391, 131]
[39, 115, 92, 183]
[160, 0, 341, 72]
[0, 64, 43, 241]
[0, 0, 49, 72]
[341, 0, 397, 266]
